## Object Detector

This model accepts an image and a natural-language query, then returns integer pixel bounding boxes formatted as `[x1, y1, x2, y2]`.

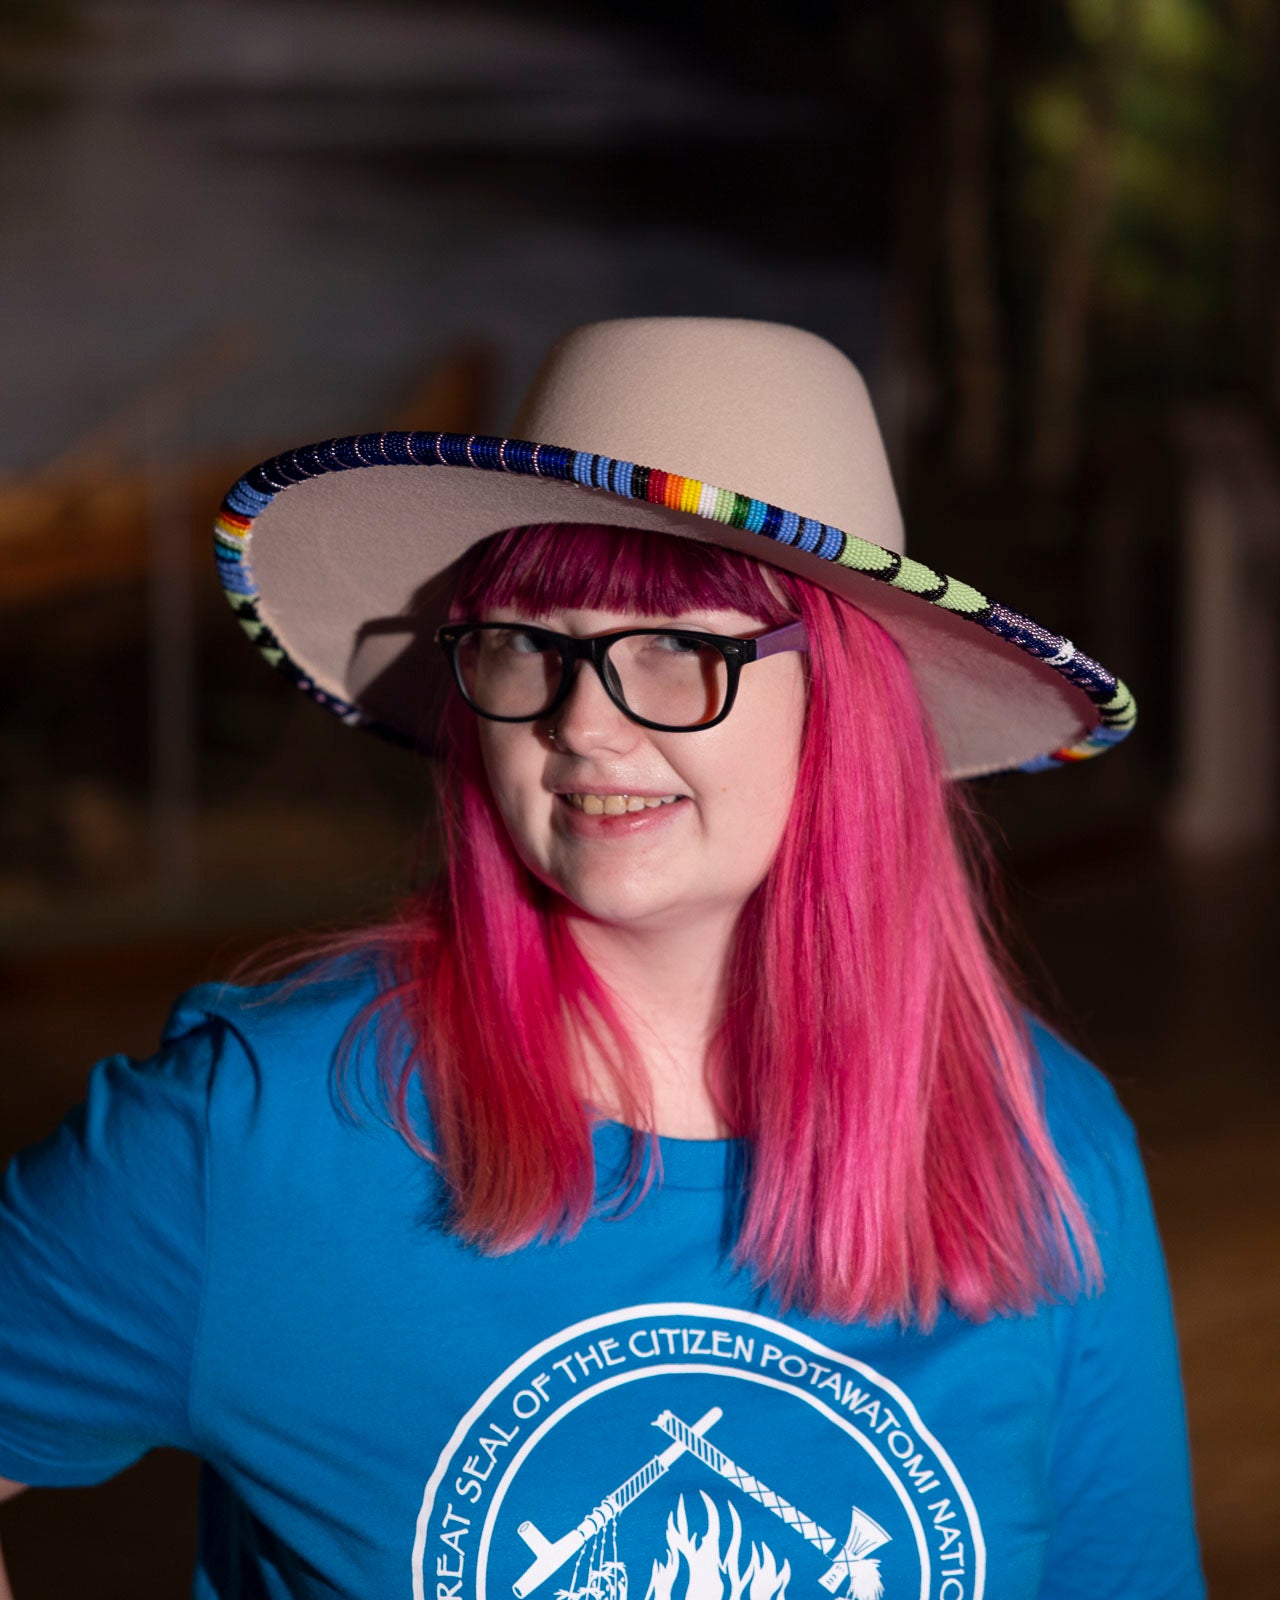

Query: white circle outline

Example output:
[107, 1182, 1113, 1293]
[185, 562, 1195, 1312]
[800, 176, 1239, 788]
[411, 1302, 985, 1600]
[474, 1363, 929, 1600]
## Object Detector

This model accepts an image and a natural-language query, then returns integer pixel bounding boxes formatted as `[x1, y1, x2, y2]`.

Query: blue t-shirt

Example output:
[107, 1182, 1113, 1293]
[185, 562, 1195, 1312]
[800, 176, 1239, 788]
[0, 966, 1203, 1599]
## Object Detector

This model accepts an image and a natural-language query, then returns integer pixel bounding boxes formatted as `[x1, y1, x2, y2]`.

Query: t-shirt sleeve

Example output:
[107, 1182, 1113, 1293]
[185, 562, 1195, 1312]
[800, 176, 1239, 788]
[1033, 1024, 1205, 1599]
[0, 1005, 229, 1487]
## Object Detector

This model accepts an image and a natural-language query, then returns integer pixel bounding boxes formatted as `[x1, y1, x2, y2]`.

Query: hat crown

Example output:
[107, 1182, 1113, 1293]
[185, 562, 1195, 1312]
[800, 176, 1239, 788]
[512, 317, 904, 554]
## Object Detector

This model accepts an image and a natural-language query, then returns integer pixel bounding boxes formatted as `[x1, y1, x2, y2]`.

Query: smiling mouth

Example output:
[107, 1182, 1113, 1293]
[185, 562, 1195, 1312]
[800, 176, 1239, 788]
[561, 793, 685, 815]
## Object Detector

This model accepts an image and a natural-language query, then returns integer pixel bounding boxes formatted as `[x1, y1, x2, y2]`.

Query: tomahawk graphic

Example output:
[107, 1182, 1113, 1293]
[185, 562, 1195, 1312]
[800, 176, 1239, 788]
[513, 1407, 723, 1598]
[512, 1405, 889, 1600]
[652, 1409, 889, 1593]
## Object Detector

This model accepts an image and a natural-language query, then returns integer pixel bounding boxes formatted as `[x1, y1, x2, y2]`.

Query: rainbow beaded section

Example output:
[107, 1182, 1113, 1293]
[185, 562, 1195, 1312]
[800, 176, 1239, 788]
[214, 430, 1136, 772]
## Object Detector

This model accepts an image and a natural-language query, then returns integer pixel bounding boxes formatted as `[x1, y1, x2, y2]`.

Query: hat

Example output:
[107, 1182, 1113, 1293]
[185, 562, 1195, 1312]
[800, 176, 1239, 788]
[213, 317, 1134, 778]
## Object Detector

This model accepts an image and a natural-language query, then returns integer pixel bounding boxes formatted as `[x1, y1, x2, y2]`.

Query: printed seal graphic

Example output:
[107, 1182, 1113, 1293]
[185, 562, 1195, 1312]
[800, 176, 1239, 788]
[412, 1305, 984, 1600]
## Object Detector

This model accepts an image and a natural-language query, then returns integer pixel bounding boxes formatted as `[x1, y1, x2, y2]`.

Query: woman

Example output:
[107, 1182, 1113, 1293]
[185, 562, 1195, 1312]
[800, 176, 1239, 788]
[0, 319, 1202, 1598]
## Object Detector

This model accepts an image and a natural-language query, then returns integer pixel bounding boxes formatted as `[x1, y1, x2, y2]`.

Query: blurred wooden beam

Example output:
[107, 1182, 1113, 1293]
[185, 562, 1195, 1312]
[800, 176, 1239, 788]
[0, 337, 498, 609]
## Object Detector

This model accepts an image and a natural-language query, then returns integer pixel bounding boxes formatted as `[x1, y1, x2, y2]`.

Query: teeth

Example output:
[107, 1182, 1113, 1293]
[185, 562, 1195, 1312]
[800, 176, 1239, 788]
[567, 793, 679, 813]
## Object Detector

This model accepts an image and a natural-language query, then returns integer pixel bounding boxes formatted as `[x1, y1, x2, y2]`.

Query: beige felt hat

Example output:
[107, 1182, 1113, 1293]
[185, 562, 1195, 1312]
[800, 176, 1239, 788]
[214, 316, 1134, 778]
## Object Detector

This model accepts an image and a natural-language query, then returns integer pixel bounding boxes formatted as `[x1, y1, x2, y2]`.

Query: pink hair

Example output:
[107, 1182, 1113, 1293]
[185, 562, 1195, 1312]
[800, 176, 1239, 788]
[337, 522, 1099, 1326]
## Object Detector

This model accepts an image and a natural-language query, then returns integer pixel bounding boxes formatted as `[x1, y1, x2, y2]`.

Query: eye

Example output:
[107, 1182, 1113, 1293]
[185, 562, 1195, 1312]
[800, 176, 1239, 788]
[484, 627, 546, 655]
[649, 632, 706, 654]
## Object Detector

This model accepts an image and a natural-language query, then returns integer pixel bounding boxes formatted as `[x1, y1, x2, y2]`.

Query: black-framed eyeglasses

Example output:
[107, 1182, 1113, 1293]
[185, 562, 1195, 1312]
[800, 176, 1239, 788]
[436, 620, 809, 732]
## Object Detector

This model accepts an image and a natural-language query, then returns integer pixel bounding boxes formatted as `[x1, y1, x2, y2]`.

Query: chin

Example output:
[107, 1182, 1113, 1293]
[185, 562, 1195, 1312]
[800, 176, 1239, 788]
[549, 870, 690, 930]
[557, 886, 675, 928]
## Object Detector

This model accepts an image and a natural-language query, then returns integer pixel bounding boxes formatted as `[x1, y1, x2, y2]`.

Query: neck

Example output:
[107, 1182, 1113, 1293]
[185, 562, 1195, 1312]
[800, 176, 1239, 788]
[568, 908, 737, 1139]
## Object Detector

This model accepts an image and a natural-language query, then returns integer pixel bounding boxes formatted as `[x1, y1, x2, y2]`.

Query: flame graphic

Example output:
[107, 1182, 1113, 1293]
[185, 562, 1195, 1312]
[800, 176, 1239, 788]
[644, 1494, 792, 1600]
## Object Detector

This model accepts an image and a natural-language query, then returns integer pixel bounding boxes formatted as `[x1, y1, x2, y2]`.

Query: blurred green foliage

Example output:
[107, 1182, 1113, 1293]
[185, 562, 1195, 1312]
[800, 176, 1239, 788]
[1016, 0, 1264, 383]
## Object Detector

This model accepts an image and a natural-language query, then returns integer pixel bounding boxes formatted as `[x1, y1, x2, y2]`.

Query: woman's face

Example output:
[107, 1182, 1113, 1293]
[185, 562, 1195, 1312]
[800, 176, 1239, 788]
[475, 605, 807, 936]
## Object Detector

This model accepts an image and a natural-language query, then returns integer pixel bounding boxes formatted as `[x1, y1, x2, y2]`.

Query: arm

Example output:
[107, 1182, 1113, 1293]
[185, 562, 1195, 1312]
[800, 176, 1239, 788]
[0, 1478, 27, 1600]
[1033, 1027, 1204, 1597]
[0, 1020, 218, 1486]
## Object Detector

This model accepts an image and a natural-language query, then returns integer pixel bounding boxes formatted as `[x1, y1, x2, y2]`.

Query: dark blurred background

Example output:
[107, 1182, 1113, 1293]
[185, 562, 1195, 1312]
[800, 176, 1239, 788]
[0, 0, 1275, 1592]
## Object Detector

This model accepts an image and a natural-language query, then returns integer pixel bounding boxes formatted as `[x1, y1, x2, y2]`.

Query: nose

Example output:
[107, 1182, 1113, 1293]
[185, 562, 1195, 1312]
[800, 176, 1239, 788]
[546, 654, 641, 756]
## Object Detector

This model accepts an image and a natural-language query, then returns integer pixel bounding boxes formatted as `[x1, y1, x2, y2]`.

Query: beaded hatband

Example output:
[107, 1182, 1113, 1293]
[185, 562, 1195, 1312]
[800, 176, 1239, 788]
[214, 430, 1135, 774]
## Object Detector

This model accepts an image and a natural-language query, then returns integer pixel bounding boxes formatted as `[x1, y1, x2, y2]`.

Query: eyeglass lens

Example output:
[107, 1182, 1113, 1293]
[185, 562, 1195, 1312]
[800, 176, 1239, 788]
[454, 627, 730, 728]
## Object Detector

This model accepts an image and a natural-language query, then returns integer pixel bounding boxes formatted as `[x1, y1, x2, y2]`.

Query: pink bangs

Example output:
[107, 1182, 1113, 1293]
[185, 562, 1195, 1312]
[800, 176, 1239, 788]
[450, 522, 796, 626]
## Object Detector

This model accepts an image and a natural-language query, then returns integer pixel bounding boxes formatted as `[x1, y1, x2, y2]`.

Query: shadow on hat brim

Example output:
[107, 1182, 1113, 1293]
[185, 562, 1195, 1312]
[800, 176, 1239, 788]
[214, 430, 1135, 780]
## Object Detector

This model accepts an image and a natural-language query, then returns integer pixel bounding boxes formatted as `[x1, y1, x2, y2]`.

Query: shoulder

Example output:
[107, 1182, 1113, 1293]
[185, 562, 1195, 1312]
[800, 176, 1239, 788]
[1026, 1014, 1151, 1245]
[1027, 1017, 1134, 1146]
[1021, 1026, 1204, 1593]
[18, 952, 395, 1165]
[138, 948, 406, 1145]
[162, 949, 392, 1061]
[134, 950, 425, 1212]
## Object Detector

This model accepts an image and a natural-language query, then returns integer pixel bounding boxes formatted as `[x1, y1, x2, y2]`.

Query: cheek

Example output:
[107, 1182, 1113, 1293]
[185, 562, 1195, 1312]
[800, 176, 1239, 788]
[708, 666, 806, 866]
[477, 728, 546, 849]
[750, 726, 803, 856]
[751, 659, 806, 787]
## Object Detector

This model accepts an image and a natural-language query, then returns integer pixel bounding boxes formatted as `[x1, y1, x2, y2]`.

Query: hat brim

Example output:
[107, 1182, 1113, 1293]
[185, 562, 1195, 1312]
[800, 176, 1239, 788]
[214, 430, 1135, 779]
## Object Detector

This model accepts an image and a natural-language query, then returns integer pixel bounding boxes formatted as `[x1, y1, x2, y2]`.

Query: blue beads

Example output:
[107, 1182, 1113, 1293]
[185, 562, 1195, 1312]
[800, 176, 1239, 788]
[352, 433, 391, 465]
[381, 432, 418, 465]
[796, 518, 824, 553]
[225, 478, 274, 517]
[815, 525, 843, 561]
[436, 434, 474, 467]
[292, 451, 329, 484]
[988, 608, 1070, 659]
[980, 610, 1117, 704]
[330, 437, 372, 470]
[466, 435, 505, 469]
[1064, 650, 1115, 697]
[245, 460, 290, 494]
[499, 438, 537, 473]
[983, 603, 1032, 646]
[407, 432, 444, 464]
[216, 553, 254, 595]
[311, 438, 350, 471]
[537, 445, 574, 480]
[288, 444, 329, 478]
[774, 510, 801, 547]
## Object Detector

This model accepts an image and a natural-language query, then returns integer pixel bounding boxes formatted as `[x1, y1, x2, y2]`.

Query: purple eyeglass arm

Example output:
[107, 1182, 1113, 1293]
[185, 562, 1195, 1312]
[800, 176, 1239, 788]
[751, 621, 809, 659]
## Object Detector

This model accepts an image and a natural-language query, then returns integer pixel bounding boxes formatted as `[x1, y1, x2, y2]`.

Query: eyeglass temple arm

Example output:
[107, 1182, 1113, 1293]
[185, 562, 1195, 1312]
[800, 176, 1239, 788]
[749, 621, 809, 660]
